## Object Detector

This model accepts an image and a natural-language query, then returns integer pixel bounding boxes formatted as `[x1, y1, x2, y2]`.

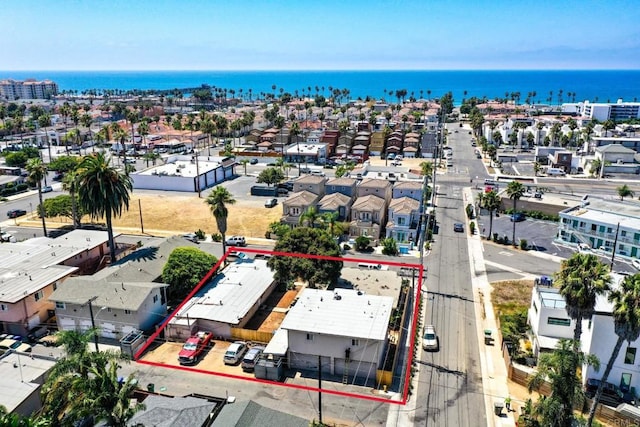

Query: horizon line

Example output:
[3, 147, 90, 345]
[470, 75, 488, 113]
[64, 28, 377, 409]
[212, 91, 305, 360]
[2, 68, 639, 73]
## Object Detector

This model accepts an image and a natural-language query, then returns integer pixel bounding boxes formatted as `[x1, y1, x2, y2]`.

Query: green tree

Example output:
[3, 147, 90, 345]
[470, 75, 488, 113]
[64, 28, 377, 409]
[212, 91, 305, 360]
[355, 235, 371, 252]
[48, 155, 81, 173]
[42, 194, 85, 225]
[239, 159, 249, 175]
[617, 184, 634, 201]
[528, 339, 599, 427]
[0, 405, 50, 426]
[587, 273, 640, 427]
[256, 167, 284, 186]
[321, 211, 345, 237]
[204, 186, 236, 257]
[602, 119, 615, 137]
[62, 170, 81, 228]
[3, 151, 29, 167]
[533, 161, 542, 177]
[480, 190, 501, 239]
[419, 161, 434, 180]
[506, 181, 526, 246]
[162, 247, 217, 300]
[381, 237, 399, 255]
[268, 227, 342, 288]
[25, 157, 48, 236]
[77, 152, 133, 261]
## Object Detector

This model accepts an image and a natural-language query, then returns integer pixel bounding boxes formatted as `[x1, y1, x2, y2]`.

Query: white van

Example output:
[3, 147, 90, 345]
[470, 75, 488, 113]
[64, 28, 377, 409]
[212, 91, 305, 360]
[358, 262, 382, 270]
[310, 170, 326, 177]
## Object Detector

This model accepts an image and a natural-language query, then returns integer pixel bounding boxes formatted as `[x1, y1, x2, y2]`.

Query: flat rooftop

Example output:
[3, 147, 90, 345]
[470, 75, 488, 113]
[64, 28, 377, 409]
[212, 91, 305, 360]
[561, 196, 640, 229]
[0, 353, 56, 412]
[171, 258, 275, 326]
[136, 156, 225, 178]
[280, 288, 393, 341]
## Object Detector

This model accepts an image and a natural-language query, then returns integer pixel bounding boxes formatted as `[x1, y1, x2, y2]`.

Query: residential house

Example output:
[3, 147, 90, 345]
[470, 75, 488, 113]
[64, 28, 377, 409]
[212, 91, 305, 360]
[593, 144, 640, 175]
[281, 191, 323, 227]
[529, 273, 640, 394]
[279, 288, 393, 383]
[0, 353, 56, 416]
[325, 177, 357, 199]
[356, 178, 392, 204]
[420, 131, 439, 159]
[318, 193, 352, 221]
[292, 174, 326, 195]
[166, 258, 277, 340]
[321, 130, 339, 156]
[557, 195, 640, 257]
[212, 400, 308, 427]
[403, 133, 420, 158]
[369, 131, 385, 156]
[128, 394, 222, 427]
[0, 230, 111, 335]
[385, 197, 420, 244]
[547, 150, 572, 172]
[349, 194, 387, 240]
[392, 180, 424, 202]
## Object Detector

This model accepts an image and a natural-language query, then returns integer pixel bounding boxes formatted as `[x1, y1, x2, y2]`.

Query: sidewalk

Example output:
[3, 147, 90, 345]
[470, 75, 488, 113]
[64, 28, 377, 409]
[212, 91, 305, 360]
[464, 187, 516, 427]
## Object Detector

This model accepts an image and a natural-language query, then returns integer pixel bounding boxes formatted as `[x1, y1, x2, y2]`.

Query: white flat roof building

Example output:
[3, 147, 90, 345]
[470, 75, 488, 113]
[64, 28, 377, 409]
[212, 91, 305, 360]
[0, 353, 56, 415]
[168, 258, 276, 339]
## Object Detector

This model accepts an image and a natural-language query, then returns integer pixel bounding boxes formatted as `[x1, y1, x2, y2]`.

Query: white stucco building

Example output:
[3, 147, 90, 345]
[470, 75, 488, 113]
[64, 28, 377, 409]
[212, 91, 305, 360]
[528, 273, 640, 394]
[280, 288, 393, 381]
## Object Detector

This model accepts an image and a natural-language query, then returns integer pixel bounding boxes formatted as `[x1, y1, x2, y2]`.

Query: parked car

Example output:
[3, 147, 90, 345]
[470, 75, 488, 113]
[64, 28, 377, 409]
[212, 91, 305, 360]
[633, 259, 640, 270]
[510, 212, 526, 222]
[27, 326, 49, 343]
[224, 341, 248, 365]
[423, 325, 439, 351]
[182, 233, 199, 243]
[225, 236, 246, 246]
[241, 345, 265, 372]
[0, 233, 15, 243]
[178, 331, 213, 365]
[42, 185, 53, 193]
[585, 378, 636, 407]
[250, 158, 258, 165]
[264, 198, 278, 208]
[453, 223, 464, 232]
[7, 209, 27, 218]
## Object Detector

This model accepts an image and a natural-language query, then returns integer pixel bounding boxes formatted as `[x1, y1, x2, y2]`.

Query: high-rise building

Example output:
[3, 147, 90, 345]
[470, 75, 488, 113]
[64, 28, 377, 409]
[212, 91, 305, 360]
[0, 78, 58, 101]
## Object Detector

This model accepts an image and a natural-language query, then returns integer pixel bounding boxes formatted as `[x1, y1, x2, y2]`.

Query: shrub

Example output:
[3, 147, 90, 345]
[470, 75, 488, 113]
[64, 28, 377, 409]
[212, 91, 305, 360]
[381, 238, 399, 256]
[355, 236, 371, 252]
[519, 239, 528, 250]
[503, 235, 510, 245]
[465, 203, 475, 219]
[210, 233, 222, 242]
[194, 229, 206, 240]
[469, 221, 476, 234]
[493, 232, 498, 242]
[342, 244, 351, 251]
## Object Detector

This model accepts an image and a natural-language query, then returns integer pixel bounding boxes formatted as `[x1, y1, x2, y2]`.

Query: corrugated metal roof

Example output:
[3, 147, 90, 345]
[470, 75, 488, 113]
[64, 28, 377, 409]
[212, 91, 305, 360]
[171, 259, 274, 326]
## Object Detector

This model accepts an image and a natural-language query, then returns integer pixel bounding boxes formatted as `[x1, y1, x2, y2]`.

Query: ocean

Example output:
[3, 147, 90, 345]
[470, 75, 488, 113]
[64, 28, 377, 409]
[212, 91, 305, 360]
[2, 70, 639, 105]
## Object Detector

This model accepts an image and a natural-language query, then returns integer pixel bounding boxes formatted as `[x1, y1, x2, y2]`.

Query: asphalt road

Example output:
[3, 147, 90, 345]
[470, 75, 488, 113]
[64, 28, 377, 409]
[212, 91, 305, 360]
[411, 129, 487, 426]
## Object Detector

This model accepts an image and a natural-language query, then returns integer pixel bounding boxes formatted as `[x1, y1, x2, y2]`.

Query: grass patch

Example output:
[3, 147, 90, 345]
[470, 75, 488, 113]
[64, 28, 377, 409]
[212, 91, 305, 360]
[491, 279, 535, 314]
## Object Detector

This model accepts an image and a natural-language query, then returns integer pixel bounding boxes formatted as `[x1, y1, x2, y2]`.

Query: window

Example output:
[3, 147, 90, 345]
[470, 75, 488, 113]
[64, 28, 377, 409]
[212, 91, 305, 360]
[592, 224, 597, 231]
[397, 217, 406, 226]
[55, 302, 65, 310]
[351, 339, 360, 346]
[153, 295, 159, 303]
[621, 230, 627, 237]
[34, 290, 44, 302]
[621, 373, 632, 392]
[124, 309, 131, 315]
[53, 282, 58, 291]
[306, 333, 314, 341]
[532, 301, 538, 313]
[107, 307, 112, 313]
[625, 348, 636, 364]
[0, 304, 7, 312]
[547, 317, 571, 326]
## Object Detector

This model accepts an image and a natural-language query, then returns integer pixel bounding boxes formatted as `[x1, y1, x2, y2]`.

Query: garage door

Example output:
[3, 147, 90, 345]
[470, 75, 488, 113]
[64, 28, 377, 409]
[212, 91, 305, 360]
[335, 358, 376, 381]
[289, 353, 331, 374]
[59, 317, 77, 331]
[100, 323, 117, 339]
[28, 314, 42, 330]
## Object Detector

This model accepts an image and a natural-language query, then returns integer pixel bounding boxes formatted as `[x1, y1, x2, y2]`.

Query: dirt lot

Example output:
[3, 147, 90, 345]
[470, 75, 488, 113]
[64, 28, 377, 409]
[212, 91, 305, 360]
[244, 286, 301, 332]
[22, 192, 282, 239]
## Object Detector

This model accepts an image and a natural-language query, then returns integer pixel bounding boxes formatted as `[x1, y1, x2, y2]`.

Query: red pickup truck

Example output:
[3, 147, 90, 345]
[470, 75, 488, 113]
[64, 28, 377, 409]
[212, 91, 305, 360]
[178, 331, 212, 365]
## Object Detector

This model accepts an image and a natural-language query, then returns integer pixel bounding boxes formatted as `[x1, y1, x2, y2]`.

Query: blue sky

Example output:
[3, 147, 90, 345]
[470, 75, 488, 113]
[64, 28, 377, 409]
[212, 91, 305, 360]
[2, 0, 639, 70]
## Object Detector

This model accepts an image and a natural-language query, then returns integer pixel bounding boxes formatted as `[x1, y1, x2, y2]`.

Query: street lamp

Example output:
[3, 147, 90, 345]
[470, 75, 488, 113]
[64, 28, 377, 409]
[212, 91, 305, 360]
[85, 296, 101, 352]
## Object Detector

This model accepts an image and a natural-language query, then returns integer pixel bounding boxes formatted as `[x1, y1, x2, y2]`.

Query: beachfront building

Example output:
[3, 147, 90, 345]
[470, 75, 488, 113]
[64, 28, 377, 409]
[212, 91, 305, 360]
[528, 273, 640, 394]
[557, 195, 640, 258]
[0, 78, 58, 101]
[573, 100, 640, 122]
[279, 288, 393, 382]
[0, 230, 111, 335]
[166, 258, 277, 340]
[132, 154, 236, 192]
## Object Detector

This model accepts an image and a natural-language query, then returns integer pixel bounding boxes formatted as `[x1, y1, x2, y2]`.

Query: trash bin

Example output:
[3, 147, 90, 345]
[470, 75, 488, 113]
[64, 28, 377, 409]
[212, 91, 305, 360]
[494, 401, 504, 416]
[147, 383, 155, 393]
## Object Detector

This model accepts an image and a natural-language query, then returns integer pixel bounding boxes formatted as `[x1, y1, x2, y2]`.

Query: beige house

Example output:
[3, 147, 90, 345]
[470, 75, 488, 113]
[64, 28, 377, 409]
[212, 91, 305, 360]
[292, 175, 326, 195]
[318, 192, 352, 221]
[356, 178, 392, 204]
[349, 194, 387, 240]
[282, 191, 322, 227]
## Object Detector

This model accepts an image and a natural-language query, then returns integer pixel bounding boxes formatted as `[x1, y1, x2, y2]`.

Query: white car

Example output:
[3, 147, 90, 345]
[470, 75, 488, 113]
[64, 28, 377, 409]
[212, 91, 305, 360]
[577, 243, 592, 254]
[632, 259, 640, 271]
[423, 325, 439, 351]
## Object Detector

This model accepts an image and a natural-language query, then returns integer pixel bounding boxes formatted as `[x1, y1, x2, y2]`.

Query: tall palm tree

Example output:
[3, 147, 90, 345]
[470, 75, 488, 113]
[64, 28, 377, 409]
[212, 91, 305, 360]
[587, 273, 640, 427]
[321, 211, 344, 237]
[505, 181, 525, 246]
[481, 190, 501, 240]
[25, 158, 48, 236]
[62, 170, 81, 228]
[38, 113, 54, 163]
[77, 152, 133, 261]
[205, 186, 236, 256]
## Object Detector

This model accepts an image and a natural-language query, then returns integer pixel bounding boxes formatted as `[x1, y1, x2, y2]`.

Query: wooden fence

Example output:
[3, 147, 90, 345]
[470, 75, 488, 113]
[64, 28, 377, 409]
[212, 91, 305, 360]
[230, 328, 274, 344]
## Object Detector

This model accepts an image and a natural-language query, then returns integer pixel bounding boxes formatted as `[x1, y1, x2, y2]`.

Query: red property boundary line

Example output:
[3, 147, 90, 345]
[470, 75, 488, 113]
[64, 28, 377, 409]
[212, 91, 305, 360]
[134, 248, 424, 406]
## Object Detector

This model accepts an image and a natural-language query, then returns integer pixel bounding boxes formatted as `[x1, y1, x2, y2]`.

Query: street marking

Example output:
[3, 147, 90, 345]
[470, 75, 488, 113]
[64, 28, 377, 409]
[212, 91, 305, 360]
[498, 251, 514, 257]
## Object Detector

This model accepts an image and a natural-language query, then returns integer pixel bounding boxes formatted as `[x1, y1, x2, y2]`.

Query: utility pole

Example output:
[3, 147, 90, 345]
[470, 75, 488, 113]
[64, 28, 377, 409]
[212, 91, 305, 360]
[138, 199, 144, 234]
[317, 354, 323, 424]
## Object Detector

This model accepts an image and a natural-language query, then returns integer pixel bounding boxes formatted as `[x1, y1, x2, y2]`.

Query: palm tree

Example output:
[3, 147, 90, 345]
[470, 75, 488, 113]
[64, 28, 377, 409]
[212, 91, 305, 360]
[62, 170, 81, 228]
[321, 211, 344, 237]
[419, 161, 434, 180]
[587, 273, 640, 427]
[505, 181, 525, 246]
[602, 119, 615, 137]
[25, 158, 48, 236]
[240, 159, 249, 175]
[528, 339, 599, 427]
[481, 190, 501, 240]
[299, 206, 321, 228]
[39, 113, 53, 163]
[556, 253, 612, 349]
[77, 152, 133, 261]
[205, 186, 236, 256]
[617, 184, 634, 201]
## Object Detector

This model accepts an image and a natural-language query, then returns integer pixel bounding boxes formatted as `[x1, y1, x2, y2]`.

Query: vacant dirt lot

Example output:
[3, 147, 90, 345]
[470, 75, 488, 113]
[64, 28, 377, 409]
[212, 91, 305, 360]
[22, 193, 282, 239]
